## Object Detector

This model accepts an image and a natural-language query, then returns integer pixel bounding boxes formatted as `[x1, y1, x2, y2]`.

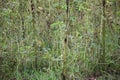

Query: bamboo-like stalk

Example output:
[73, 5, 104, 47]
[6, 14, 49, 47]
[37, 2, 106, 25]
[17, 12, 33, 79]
[18, 0, 26, 71]
[101, 0, 106, 63]
[30, 0, 38, 70]
[19, 0, 25, 40]
[62, 0, 70, 80]
[116, 1, 120, 46]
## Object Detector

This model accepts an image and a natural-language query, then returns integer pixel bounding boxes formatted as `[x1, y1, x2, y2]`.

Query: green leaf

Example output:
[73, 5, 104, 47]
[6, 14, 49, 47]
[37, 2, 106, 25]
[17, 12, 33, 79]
[51, 21, 64, 28]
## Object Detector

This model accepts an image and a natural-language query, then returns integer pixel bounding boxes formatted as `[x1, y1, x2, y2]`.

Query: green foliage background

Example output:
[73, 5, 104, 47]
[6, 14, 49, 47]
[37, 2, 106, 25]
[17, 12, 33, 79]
[0, 0, 120, 80]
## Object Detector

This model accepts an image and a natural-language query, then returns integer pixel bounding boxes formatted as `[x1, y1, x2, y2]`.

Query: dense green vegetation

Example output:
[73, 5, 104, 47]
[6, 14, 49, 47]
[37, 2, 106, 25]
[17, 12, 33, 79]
[0, 0, 120, 80]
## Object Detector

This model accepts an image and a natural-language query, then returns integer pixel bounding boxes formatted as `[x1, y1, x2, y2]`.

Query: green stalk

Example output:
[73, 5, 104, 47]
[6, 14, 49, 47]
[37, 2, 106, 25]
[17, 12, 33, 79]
[62, 0, 70, 80]
[102, 0, 106, 62]
[30, 0, 38, 69]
